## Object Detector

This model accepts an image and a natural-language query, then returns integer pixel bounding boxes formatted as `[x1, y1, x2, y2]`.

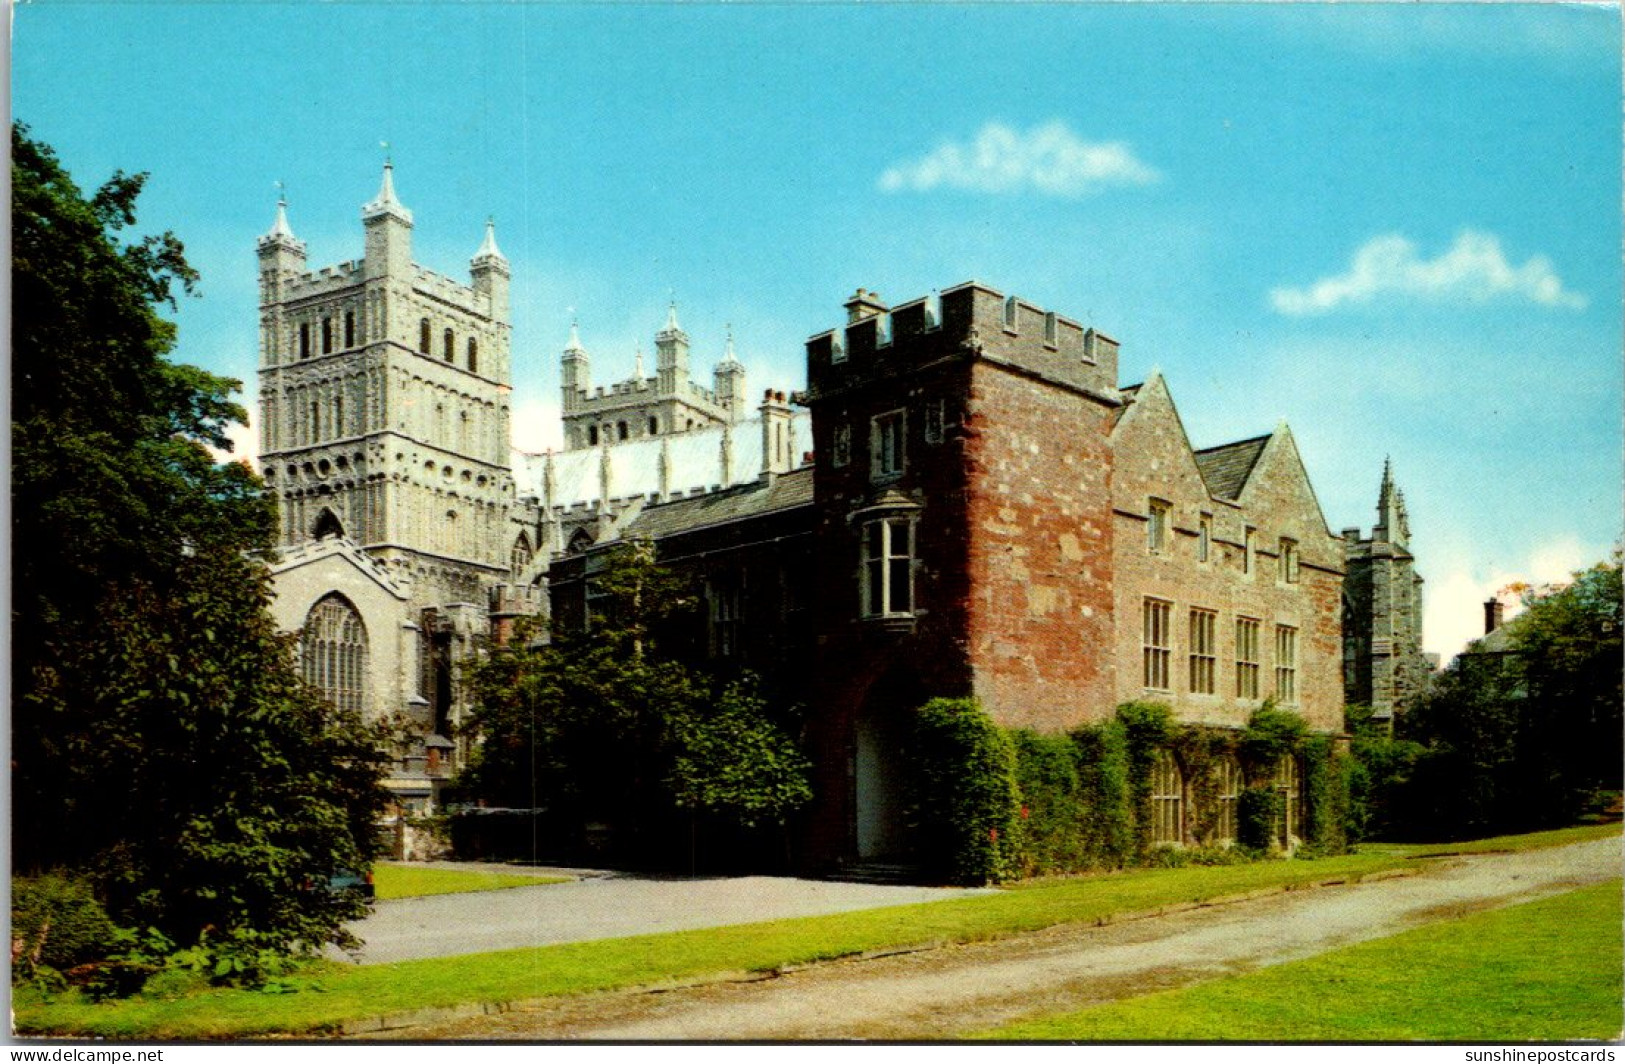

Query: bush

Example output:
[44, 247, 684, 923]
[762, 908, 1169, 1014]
[1237, 786, 1281, 851]
[1008, 730, 1087, 876]
[1117, 702, 1173, 858]
[908, 698, 1021, 885]
[11, 874, 121, 975]
[1072, 721, 1133, 868]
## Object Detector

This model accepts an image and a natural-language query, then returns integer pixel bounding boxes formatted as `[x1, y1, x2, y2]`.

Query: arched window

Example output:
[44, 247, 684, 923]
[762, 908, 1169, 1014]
[567, 528, 594, 555]
[334, 396, 344, 437]
[1151, 749, 1184, 845]
[1274, 755, 1301, 849]
[1003, 295, 1019, 331]
[588, 425, 599, 446]
[648, 417, 659, 435]
[300, 594, 367, 717]
[312, 508, 345, 540]
[322, 317, 333, 354]
[299, 323, 311, 359]
[443, 329, 455, 362]
[511, 533, 533, 583]
[617, 421, 629, 441]
[467, 337, 478, 373]
[1213, 756, 1243, 844]
[419, 318, 431, 353]
[344, 310, 356, 348]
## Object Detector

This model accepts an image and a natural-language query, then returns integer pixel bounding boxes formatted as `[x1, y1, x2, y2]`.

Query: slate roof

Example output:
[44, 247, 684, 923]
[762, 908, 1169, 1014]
[511, 411, 813, 508]
[1193, 434, 1271, 501]
[623, 466, 815, 541]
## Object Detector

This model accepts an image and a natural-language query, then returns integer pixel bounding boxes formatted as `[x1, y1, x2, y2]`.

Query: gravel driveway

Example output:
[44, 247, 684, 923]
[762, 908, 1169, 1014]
[340, 874, 993, 965]
[387, 836, 1621, 1040]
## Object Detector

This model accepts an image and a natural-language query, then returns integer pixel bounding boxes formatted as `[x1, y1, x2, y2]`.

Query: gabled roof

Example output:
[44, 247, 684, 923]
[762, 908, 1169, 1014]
[623, 466, 815, 541]
[263, 535, 412, 600]
[1193, 434, 1271, 501]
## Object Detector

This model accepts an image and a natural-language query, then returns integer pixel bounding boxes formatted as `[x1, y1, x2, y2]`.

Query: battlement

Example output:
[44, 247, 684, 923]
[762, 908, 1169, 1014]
[805, 282, 1121, 403]
[413, 265, 489, 316]
[283, 259, 366, 300]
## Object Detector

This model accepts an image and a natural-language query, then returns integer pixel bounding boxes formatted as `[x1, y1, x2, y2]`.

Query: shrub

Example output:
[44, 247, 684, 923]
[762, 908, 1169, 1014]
[908, 698, 1021, 884]
[1117, 702, 1173, 858]
[1237, 785, 1281, 851]
[11, 874, 121, 975]
[1072, 721, 1133, 868]
[1008, 730, 1087, 876]
[1240, 702, 1307, 782]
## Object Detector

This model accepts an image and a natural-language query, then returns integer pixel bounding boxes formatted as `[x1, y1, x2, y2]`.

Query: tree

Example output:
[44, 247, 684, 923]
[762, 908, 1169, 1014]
[1398, 554, 1622, 837]
[11, 124, 389, 970]
[459, 545, 811, 863]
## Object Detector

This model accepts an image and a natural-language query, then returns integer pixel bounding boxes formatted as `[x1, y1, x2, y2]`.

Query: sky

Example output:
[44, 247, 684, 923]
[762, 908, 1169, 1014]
[12, 1, 1622, 661]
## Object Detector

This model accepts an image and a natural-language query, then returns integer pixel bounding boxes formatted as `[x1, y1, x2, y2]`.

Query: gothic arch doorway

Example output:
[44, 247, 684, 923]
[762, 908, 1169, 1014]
[312, 507, 345, 541]
[853, 668, 924, 861]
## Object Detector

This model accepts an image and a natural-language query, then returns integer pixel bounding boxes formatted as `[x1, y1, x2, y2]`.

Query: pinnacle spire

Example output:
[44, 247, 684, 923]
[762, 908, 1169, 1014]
[634, 343, 646, 379]
[665, 300, 680, 333]
[270, 195, 294, 239]
[721, 324, 741, 366]
[565, 317, 584, 353]
[362, 158, 413, 224]
[474, 216, 505, 262]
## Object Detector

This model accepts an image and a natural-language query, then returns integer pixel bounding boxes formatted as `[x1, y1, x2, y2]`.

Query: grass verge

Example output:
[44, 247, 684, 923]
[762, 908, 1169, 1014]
[1367, 821, 1620, 858]
[372, 865, 569, 900]
[16, 824, 1616, 1039]
[980, 878, 1624, 1041]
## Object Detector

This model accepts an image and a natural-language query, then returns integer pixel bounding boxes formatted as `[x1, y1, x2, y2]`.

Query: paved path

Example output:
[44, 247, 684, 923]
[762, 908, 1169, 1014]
[341, 875, 993, 965]
[394, 837, 1620, 1040]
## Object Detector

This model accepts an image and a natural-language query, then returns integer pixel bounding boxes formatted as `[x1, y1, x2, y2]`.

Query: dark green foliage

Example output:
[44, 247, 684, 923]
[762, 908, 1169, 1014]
[1116, 701, 1173, 857]
[1397, 557, 1623, 839]
[1007, 731, 1087, 876]
[460, 545, 811, 858]
[908, 698, 1021, 884]
[1301, 736, 1351, 853]
[1171, 726, 1227, 846]
[12, 875, 121, 975]
[1072, 721, 1134, 867]
[1345, 703, 1425, 841]
[1237, 786, 1280, 851]
[1239, 702, 1308, 782]
[11, 124, 390, 981]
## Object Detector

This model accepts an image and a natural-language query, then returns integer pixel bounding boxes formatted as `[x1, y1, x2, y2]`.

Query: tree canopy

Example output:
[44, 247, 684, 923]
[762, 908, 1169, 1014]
[1396, 554, 1622, 837]
[11, 123, 389, 969]
[459, 544, 811, 864]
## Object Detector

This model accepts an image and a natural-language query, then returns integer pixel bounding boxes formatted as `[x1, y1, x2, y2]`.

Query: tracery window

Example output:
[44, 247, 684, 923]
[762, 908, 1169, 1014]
[1151, 749, 1183, 845]
[1274, 755, 1301, 849]
[300, 594, 368, 717]
[1213, 756, 1243, 844]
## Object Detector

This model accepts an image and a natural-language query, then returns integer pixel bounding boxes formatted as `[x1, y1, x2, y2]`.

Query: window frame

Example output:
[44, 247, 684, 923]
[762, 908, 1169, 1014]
[1150, 749, 1184, 846]
[1142, 597, 1173, 691]
[859, 515, 917, 620]
[1274, 624, 1299, 704]
[1198, 514, 1213, 564]
[1236, 616, 1261, 700]
[1188, 607, 1217, 695]
[870, 409, 906, 481]
[1147, 499, 1171, 554]
[1279, 537, 1300, 584]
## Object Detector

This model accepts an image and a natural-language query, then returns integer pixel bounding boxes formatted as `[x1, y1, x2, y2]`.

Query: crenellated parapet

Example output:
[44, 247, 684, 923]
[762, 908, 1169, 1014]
[806, 281, 1121, 404]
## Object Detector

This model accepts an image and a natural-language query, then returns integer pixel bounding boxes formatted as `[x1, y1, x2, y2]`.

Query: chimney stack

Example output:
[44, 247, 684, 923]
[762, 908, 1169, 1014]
[844, 288, 888, 324]
[1484, 597, 1506, 635]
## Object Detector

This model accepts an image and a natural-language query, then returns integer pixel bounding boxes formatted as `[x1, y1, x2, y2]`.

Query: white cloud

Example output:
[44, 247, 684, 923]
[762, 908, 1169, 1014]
[1426, 534, 1609, 662]
[878, 121, 1160, 198]
[1271, 230, 1587, 316]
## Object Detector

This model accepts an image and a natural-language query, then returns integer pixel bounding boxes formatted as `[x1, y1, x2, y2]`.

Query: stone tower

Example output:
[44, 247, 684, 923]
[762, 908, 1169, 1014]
[1342, 460, 1431, 721]
[559, 302, 746, 450]
[256, 164, 516, 612]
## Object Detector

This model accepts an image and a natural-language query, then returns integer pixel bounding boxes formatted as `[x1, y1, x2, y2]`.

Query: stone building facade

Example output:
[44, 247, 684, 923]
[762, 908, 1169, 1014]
[1341, 461, 1435, 722]
[259, 167, 1390, 863]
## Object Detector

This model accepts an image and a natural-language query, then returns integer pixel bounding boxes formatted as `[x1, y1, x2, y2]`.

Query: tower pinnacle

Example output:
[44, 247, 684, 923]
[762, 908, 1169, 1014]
[362, 160, 414, 225]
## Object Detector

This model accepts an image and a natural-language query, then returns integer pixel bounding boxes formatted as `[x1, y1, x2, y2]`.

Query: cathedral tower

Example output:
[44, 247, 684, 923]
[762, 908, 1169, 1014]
[1342, 460, 1431, 721]
[256, 165, 516, 610]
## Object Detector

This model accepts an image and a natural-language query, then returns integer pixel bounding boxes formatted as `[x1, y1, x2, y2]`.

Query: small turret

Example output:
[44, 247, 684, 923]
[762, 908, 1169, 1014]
[1374, 458, 1410, 549]
[257, 194, 307, 294]
[470, 217, 510, 321]
[561, 319, 591, 420]
[655, 301, 689, 395]
[363, 160, 413, 279]
[713, 326, 747, 422]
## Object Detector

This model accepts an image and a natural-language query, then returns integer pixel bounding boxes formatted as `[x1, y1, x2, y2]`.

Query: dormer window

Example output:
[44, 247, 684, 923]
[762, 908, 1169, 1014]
[871, 410, 905, 481]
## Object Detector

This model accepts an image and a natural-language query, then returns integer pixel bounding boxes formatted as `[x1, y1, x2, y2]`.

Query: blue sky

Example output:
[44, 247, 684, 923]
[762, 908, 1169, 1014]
[13, 2, 1622, 658]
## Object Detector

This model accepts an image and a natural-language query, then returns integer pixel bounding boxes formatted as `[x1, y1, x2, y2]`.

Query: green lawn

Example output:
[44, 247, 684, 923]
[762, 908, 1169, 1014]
[15, 823, 1618, 1040]
[984, 880, 1624, 1041]
[372, 864, 570, 900]
[1370, 822, 1623, 858]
